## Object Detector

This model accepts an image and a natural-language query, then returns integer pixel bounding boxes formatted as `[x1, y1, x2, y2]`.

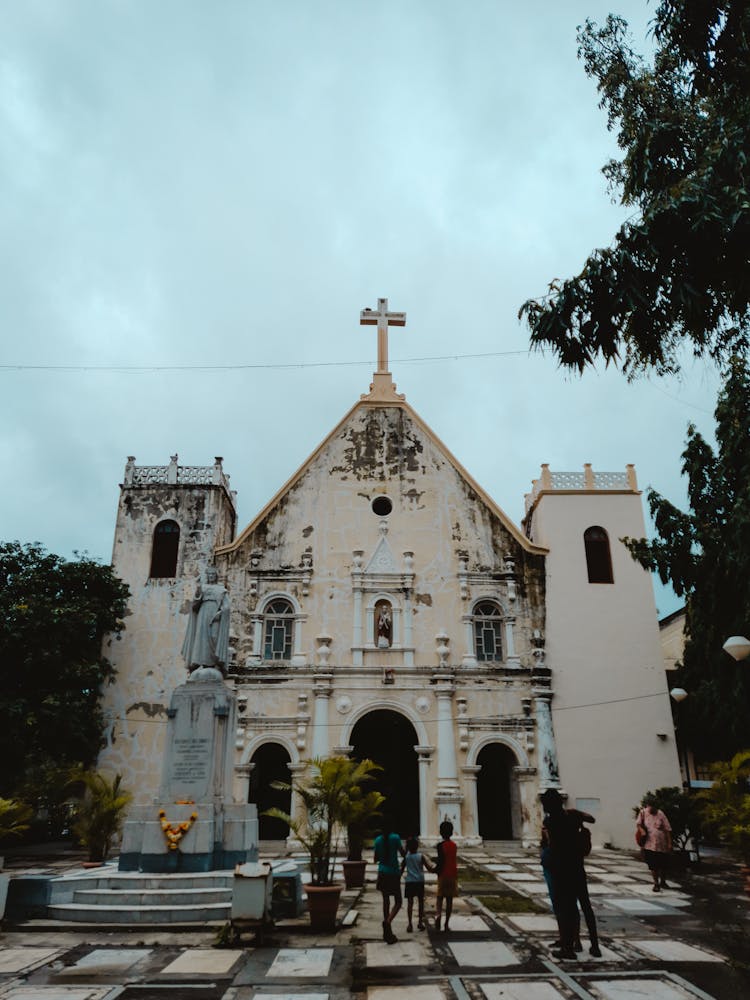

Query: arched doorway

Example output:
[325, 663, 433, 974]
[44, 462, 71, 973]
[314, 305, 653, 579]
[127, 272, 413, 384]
[350, 710, 420, 837]
[249, 742, 291, 840]
[477, 743, 517, 839]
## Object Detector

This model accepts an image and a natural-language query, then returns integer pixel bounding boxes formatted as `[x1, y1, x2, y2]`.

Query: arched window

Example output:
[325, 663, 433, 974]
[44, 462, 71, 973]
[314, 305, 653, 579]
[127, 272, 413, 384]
[263, 598, 295, 660]
[374, 599, 393, 648]
[584, 526, 614, 583]
[149, 520, 179, 578]
[473, 601, 503, 662]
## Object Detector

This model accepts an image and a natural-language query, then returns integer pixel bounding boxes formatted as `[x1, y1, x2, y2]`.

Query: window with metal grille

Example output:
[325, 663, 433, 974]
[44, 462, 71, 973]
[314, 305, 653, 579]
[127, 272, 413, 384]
[584, 526, 614, 583]
[263, 598, 294, 660]
[149, 520, 180, 578]
[473, 601, 503, 661]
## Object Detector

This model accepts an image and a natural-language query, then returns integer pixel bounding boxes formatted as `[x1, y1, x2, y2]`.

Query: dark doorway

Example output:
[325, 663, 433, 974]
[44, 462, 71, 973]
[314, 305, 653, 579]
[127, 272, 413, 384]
[249, 743, 291, 839]
[350, 710, 420, 838]
[477, 743, 516, 839]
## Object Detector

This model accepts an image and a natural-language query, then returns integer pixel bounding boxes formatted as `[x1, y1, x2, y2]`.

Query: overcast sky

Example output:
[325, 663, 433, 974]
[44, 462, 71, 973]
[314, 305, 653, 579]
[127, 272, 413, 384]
[1, 1, 721, 617]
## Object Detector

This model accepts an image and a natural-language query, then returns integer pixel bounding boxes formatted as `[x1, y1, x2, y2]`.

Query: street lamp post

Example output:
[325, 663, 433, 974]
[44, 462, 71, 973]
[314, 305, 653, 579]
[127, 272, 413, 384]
[670, 687, 690, 791]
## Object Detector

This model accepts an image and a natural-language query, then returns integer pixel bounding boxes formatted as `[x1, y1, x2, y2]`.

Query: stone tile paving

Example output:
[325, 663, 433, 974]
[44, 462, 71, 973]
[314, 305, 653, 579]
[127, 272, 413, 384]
[266, 947, 334, 978]
[0, 954, 62, 976]
[69, 951, 152, 974]
[2, 844, 749, 1000]
[159, 949, 243, 975]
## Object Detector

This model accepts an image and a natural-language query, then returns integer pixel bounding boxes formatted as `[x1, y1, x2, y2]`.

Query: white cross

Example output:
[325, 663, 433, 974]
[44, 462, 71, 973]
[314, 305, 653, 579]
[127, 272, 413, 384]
[360, 297, 406, 373]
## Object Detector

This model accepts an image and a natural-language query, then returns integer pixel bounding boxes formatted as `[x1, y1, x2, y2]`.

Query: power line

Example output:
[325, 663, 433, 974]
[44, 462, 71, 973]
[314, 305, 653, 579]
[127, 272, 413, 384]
[0, 349, 532, 374]
[108, 687, 672, 729]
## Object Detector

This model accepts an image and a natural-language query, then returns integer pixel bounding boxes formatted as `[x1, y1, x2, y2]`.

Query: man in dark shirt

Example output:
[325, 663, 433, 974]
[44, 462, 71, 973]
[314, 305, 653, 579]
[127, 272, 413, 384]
[540, 788, 600, 960]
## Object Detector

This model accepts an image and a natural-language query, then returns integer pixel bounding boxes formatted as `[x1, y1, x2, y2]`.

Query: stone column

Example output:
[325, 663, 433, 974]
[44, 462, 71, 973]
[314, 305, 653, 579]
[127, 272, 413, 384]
[415, 745, 434, 837]
[461, 764, 482, 843]
[434, 673, 463, 834]
[234, 762, 254, 804]
[534, 691, 560, 789]
[514, 766, 538, 846]
[291, 614, 307, 667]
[287, 762, 307, 832]
[311, 674, 333, 759]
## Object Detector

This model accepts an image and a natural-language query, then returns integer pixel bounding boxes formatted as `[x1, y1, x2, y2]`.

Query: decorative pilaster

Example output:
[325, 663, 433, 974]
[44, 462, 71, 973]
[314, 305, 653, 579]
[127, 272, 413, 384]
[233, 762, 254, 803]
[352, 551, 364, 667]
[311, 674, 333, 759]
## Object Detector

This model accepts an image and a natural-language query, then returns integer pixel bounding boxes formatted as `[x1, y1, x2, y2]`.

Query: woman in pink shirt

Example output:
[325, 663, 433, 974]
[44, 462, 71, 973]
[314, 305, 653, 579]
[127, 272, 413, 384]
[636, 796, 673, 891]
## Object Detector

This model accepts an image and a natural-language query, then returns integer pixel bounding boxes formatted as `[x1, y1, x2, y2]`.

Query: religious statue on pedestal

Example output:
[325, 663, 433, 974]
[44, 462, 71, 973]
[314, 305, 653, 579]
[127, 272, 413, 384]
[181, 566, 231, 677]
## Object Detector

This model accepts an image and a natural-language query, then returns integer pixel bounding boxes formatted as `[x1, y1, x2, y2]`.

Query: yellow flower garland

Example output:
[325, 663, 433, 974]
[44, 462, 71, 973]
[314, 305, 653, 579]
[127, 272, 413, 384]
[158, 808, 198, 851]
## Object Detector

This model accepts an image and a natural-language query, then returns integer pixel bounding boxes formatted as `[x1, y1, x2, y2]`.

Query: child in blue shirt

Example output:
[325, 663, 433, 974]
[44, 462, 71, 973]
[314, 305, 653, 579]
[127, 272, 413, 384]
[400, 836, 434, 932]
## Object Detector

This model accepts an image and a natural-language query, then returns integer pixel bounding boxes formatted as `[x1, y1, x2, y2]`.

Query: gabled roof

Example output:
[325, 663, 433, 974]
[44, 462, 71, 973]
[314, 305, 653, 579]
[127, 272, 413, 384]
[216, 381, 547, 557]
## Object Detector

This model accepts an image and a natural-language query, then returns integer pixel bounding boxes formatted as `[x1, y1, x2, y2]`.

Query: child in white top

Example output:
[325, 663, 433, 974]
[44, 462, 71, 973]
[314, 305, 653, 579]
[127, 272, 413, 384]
[400, 836, 434, 931]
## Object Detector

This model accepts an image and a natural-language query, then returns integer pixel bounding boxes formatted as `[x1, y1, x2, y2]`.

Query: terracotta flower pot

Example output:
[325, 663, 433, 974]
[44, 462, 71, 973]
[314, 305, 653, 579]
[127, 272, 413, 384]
[342, 859, 367, 889]
[305, 882, 342, 932]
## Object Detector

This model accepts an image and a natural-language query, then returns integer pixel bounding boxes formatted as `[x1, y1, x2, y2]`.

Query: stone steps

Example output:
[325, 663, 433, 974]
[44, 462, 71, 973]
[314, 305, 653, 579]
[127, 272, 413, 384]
[72, 886, 231, 907]
[47, 901, 231, 924]
[45, 870, 237, 925]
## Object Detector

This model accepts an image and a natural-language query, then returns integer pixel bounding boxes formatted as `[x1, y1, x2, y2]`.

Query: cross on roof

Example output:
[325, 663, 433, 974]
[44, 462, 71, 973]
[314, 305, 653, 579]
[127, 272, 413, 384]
[360, 297, 406, 373]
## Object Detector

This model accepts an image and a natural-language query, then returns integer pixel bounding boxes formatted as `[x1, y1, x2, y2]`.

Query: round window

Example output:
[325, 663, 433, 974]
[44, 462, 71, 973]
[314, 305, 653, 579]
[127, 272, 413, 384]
[371, 495, 393, 517]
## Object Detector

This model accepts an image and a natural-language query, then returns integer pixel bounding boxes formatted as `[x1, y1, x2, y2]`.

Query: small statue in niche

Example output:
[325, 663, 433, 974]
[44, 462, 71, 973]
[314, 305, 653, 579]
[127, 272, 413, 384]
[182, 566, 231, 677]
[375, 599, 393, 648]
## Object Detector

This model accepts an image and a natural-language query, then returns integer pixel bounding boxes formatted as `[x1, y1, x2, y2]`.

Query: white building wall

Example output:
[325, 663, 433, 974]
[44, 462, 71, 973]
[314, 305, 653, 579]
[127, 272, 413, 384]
[526, 476, 681, 847]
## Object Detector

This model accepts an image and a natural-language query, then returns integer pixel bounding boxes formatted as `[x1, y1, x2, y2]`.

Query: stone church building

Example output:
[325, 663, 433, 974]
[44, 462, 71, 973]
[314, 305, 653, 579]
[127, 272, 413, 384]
[99, 300, 680, 849]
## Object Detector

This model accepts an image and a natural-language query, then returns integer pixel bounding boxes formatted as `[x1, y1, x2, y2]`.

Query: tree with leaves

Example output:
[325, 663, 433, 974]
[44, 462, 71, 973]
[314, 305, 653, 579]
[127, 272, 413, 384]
[622, 357, 750, 761]
[0, 542, 130, 807]
[520, 2, 750, 378]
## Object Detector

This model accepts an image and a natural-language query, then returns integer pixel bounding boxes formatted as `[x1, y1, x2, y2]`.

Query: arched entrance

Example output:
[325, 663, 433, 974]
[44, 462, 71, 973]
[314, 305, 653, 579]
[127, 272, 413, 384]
[477, 742, 517, 839]
[249, 742, 291, 839]
[350, 709, 420, 837]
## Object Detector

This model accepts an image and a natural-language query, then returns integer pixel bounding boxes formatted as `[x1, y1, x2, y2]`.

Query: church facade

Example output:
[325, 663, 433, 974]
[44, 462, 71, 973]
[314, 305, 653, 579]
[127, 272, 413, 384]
[99, 302, 681, 848]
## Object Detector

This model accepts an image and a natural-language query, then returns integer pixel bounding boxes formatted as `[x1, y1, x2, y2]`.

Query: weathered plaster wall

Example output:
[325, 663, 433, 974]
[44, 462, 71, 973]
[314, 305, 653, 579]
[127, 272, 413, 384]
[98, 481, 235, 800]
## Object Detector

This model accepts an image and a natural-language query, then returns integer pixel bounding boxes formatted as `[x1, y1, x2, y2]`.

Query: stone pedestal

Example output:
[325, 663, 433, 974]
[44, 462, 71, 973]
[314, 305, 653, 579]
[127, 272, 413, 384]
[119, 670, 258, 872]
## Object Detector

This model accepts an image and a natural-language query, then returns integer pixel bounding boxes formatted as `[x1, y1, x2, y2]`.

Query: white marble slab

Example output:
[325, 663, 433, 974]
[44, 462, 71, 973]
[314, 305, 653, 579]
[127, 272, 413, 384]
[481, 983, 567, 1000]
[605, 897, 672, 915]
[368, 987, 449, 999]
[0, 991, 112, 1000]
[254, 996, 328, 1000]
[439, 913, 488, 932]
[628, 884, 690, 899]
[629, 939, 723, 962]
[0, 950, 60, 974]
[545, 942, 622, 963]
[586, 882, 616, 894]
[499, 872, 539, 882]
[506, 915, 559, 932]
[365, 941, 431, 967]
[486, 863, 516, 871]
[71, 949, 150, 971]
[448, 941, 520, 967]
[523, 881, 555, 893]
[592, 978, 698, 1000]
[267, 948, 333, 978]
[593, 873, 636, 883]
[160, 949, 243, 975]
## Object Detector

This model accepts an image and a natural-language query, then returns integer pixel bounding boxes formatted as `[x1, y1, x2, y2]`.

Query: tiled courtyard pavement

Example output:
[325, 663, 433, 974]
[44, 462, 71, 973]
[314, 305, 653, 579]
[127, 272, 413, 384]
[2, 844, 748, 1000]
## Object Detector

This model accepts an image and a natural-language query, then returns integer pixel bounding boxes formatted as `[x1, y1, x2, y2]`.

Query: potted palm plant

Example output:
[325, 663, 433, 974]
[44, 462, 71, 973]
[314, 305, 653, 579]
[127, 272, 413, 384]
[265, 755, 383, 930]
[341, 764, 384, 889]
[67, 770, 132, 864]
